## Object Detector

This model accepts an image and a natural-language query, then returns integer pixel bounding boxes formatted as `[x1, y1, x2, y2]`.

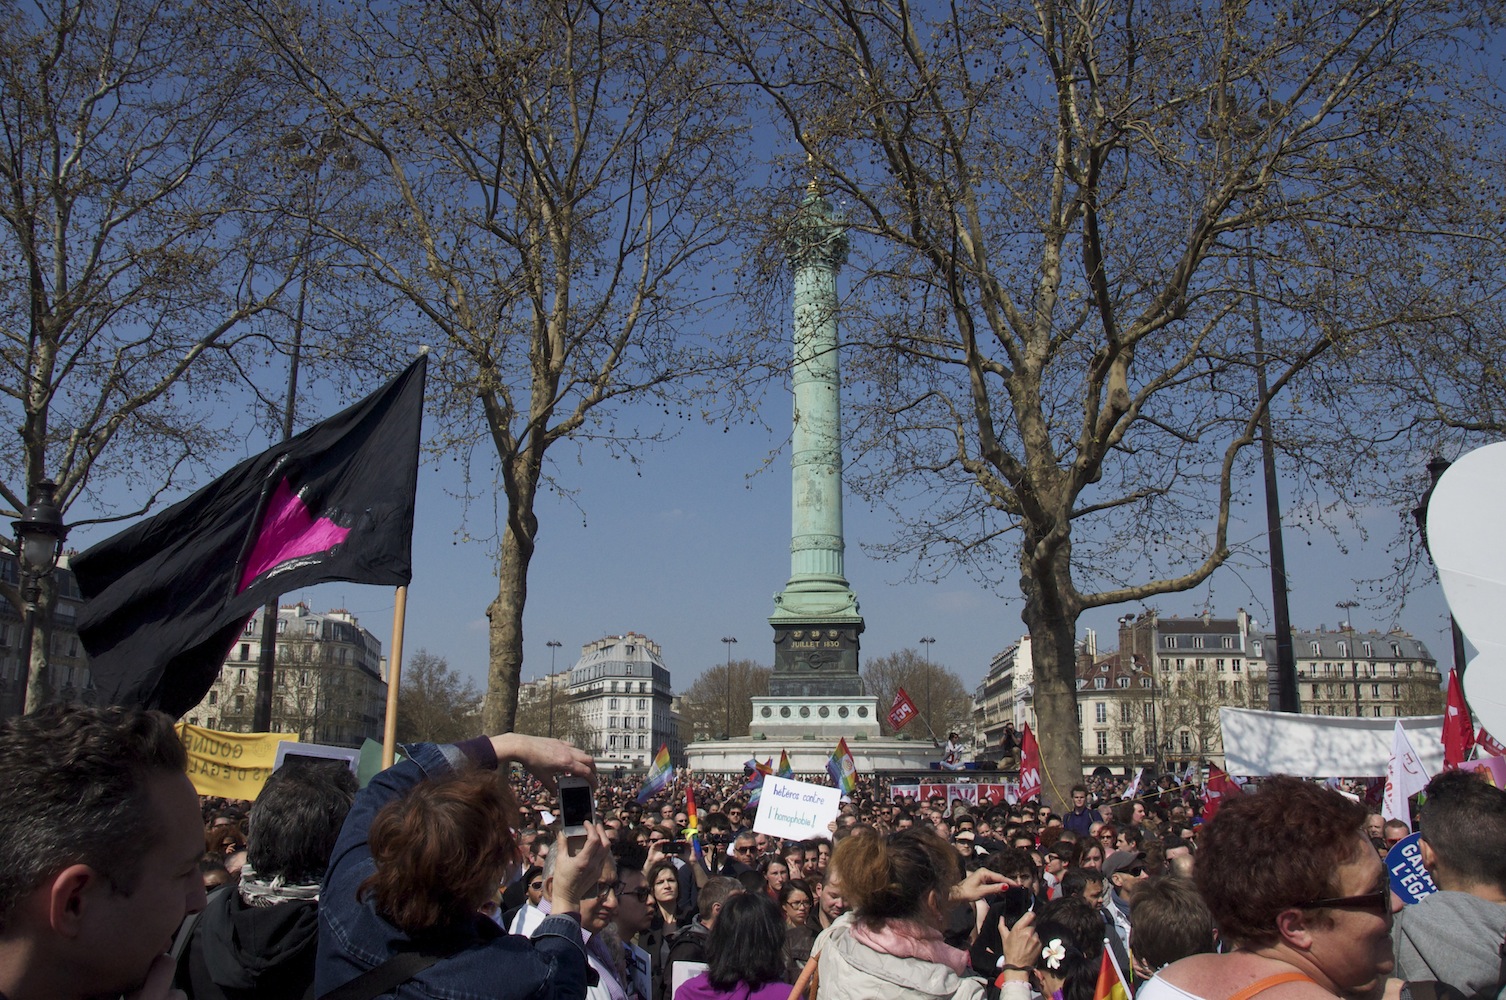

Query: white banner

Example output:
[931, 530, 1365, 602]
[1219, 708, 1444, 777]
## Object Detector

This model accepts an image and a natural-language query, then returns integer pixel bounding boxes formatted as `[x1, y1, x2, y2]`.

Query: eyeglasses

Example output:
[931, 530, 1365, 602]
[529, 880, 544, 890]
[786, 898, 811, 908]
[618, 886, 653, 902]
[1294, 886, 1391, 915]
[591, 881, 622, 899]
[734, 845, 757, 855]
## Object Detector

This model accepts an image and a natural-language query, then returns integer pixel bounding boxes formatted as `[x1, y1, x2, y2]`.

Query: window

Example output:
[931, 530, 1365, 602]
[1374, 707, 1383, 717]
[235, 694, 245, 711]
[1392, 684, 1401, 697]
[1391, 643, 1401, 657]
[1159, 658, 1170, 670]
[189, 717, 198, 726]
[638, 735, 647, 749]
[1143, 703, 1153, 720]
[300, 670, 310, 686]
[1195, 658, 1206, 672]
[1362, 642, 1373, 657]
[1222, 636, 1236, 648]
[276, 618, 287, 634]
[1176, 658, 1186, 672]
[609, 697, 620, 709]
[1094, 677, 1106, 689]
[306, 620, 318, 635]
[1096, 732, 1108, 755]
[238, 668, 247, 685]
[1165, 637, 1178, 649]
[1339, 684, 1348, 698]
[1371, 684, 1380, 698]
[239, 643, 250, 661]
[1253, 640, 1263, 657]
[1120, 703, 1133, 722]
[1193, 636, 1205, 649]
[1216, 658, 1226, 672]
[244, 618, 258, 635]
[1313, 684, 1322, 698]
[1095, 703, 1107, 723]
[1311, 642, 1321, 656]
[209, 691, 218, 705]
[1217, 681, 1227, 698]
[1338, 641, 1348, 656]
[1117, 677, 1130, 688]
[637, 698, 647, 710]
[1234, 680, 1243, 697]
[608, 716, 618, 728]
[1232, 659, 1242, 673]
[1180, 732, 1191, 753]
[610, 681, 618, 693]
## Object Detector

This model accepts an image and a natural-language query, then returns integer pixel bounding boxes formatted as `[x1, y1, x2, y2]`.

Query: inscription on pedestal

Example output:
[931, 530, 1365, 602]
[771, 622, 865, 697]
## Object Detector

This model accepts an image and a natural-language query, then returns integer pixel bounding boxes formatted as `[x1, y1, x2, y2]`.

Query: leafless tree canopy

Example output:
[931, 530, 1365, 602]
[704, 0, 1506, 797]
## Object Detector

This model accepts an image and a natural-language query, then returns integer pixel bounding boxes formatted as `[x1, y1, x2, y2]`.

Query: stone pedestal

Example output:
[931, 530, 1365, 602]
[749, 694, 881, 740]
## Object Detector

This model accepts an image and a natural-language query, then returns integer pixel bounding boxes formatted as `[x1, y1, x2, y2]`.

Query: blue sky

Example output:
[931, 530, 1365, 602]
[127, 385, 1454, 700]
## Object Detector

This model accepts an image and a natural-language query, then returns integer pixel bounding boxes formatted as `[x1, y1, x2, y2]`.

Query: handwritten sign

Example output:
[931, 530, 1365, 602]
[1386, 832, 1438, 904]
[753, 775, 841, 841]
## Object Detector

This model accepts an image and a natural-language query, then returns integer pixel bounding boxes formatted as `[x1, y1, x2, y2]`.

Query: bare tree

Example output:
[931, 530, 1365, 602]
[861, 648, 972, 739]
[706, 0, 1503, 801]
[513, 677, 588, 748]
[395, 649, 482, 745]
[679, 660, 770, 741]
[0, 0, 292, 711]
[241, 0, 757, 733]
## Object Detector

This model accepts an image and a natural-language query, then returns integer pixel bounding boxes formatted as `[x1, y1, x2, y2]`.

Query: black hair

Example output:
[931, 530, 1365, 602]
[0, 705, 186, 931]
[1034, 897, 1105, 1000]
[706, 890, 787, 990]
[1418, 769, 1506, 891]
[1058, 866, 1104, 899]
[248, 761, 357, 883]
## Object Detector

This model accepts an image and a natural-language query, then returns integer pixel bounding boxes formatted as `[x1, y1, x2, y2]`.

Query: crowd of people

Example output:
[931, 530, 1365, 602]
[0, 704, 1503, 1000]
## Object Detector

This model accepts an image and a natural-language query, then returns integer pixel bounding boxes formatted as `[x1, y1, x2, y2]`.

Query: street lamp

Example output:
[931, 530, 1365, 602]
[721, 636, 737, 739]
[1337, 599, 1361, 718]
[546, 639, 562, 738]
[12, 478, 68, 712]
[919, 636, 936, 728]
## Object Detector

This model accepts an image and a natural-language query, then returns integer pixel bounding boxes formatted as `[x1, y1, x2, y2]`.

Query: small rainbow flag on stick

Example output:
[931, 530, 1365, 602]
[635, 744, 673, 804]
[826, 737, 857, 796]
[685, 783, 703, 864]
[777, 750, 794, 779]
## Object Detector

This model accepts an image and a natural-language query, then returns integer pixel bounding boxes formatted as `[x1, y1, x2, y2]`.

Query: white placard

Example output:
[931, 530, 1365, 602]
[752, 774, 842, 841]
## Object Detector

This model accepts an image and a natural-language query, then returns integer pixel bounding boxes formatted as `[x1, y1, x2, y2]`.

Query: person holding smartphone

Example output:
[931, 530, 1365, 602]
[315, 732, 610, 1000]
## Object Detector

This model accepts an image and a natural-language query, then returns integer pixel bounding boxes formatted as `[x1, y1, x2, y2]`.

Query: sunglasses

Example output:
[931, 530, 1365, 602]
[1295, 885, 1391, 915]
[735, 845, 757, 855]
[529, 880, 544, 890]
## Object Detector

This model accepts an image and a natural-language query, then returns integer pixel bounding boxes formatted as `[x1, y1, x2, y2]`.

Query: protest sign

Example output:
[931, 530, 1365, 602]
[754, 774, 841, 841]
[1386, 832, 1438, 904]
[176, 723, 299, 799]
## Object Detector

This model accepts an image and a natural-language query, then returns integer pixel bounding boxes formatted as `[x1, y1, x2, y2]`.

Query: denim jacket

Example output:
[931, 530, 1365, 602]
[315, 739, 590, 1000]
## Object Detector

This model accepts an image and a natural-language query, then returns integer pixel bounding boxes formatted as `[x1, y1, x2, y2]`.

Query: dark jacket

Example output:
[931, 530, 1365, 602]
[315, 739, 590, 1000]
[177, 886, 318, 1000]
[657, 920, 711, 1000]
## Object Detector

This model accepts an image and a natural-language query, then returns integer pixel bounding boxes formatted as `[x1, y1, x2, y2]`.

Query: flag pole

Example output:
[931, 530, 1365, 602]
[382, 585, 409, 768]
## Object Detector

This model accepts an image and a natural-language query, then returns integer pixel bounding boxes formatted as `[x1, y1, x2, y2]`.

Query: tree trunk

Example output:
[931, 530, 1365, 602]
[483, 494, 538, 736]
[22, 577, 56, 715]
[1020, 538, 1084, 813]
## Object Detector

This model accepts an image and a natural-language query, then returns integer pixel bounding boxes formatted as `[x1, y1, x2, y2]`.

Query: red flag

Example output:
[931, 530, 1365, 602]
[1478, 727, 1506, 757]
[1018, 723, 1042, 801]
[1443, 670, 1475, 768]
[887, 687, 920, 730]
[1203, 764, 1242, 820]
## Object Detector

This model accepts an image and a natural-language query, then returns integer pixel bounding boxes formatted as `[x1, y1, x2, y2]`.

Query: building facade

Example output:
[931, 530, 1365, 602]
[183, 602, 387, 746]
[1117, 609, 1268, 770]
[1261, 626, 1441, 718]
[0, 554, 96, 717]
[567, 632, 681, 768]
[1077, 630, 1156, 775]
[972, 636, 1035, 749]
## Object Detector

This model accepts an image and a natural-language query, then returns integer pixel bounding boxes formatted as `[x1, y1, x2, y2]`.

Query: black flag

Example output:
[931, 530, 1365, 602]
[73, 354, 427, 716]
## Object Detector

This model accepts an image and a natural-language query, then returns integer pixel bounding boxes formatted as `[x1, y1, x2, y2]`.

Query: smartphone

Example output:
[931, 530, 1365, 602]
[558, 776, 595, 849]
[1000, 885, 1033, 928]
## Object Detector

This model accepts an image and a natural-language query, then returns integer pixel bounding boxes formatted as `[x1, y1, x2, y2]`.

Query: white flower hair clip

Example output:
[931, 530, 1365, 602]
[1042, 939, 1066, 970]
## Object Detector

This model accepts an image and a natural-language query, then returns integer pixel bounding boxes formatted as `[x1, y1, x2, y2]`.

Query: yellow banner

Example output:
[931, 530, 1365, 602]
[175, 723, 299, 800]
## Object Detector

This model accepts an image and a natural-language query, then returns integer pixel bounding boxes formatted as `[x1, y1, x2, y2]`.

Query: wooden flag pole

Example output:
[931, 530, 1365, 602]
[382, 585, 409, 768]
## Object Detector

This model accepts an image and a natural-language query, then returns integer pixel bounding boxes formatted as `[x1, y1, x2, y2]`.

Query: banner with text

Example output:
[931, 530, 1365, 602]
[754, 774, 842, 841]
[176, 723, 299, 799]
[892, 781, 1019, 805]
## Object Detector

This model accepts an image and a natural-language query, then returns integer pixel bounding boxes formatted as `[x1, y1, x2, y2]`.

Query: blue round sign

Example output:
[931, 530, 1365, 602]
[1386, 831, 1438, 904]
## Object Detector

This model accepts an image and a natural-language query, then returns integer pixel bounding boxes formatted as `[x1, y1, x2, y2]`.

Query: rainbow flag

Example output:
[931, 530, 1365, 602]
[744, 757, 772, 810]
[1093, 940, 1131, 1000]
[826, 737, 857, 796]
[685, 783, 703, 864]
[777, 750, 794, 779]
[635, 744, 673, 804]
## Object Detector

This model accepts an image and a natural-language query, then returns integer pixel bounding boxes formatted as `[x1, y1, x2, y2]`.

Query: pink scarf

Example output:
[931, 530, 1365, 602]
[850, 918, 970, 976]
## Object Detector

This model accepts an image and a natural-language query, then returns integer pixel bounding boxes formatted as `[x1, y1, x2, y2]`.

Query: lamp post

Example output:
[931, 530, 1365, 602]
[546, 639, 562, 738]
[12, 479, 68, 713]
[1337, 599, 1361, 718]
[721, 636, 737, 739]
[919, 636, 936, 729]
[1413, 456, 1468, 679]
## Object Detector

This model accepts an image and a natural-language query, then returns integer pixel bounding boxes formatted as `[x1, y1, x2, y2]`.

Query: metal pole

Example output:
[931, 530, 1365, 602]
[721, 636, 737, 739]
[547, 639, 562, 739]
